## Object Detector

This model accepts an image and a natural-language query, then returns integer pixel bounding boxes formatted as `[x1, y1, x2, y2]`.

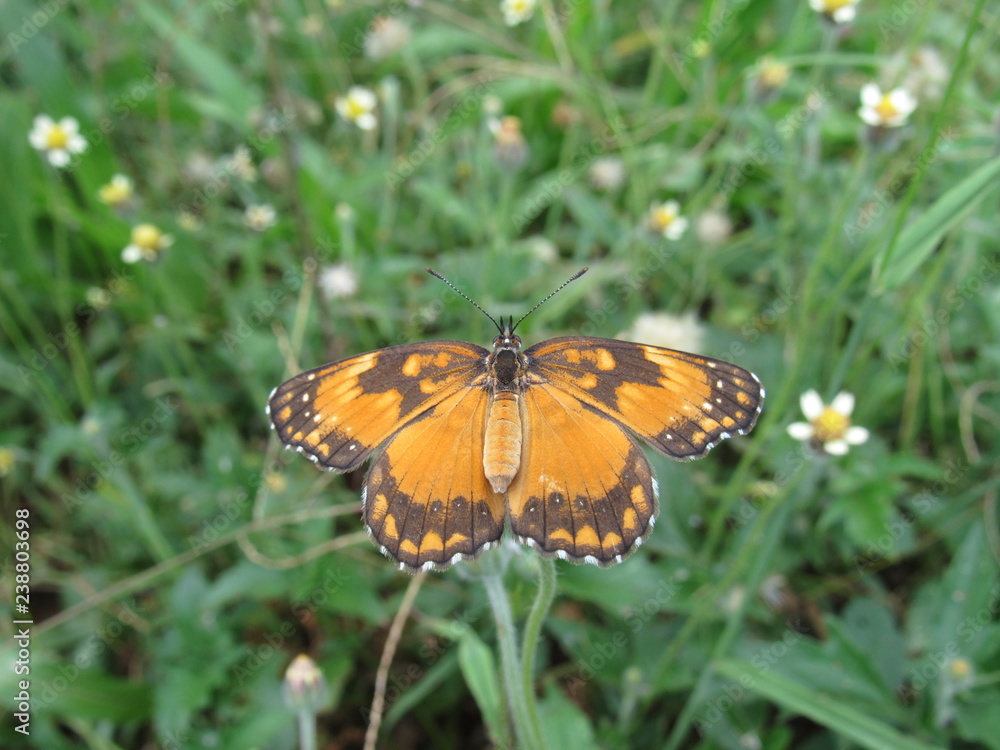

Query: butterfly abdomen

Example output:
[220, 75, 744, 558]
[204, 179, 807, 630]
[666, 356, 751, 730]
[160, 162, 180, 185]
[484, 391, 522, 494]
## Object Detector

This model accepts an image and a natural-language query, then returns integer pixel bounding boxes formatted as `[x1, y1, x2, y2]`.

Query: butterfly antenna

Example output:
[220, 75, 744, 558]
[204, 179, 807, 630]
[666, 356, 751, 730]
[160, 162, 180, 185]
[511, 267, 588, 333]
[426, 268, 502, 333]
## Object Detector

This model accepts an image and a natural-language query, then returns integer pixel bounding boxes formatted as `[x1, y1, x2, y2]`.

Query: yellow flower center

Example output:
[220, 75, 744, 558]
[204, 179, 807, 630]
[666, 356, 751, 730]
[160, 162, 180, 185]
[0, 447, 15, 477]
[948, 658, 971, 679]
[874, 94, 900, 121]
[651, 207, 676, 230]
[99, 178, 132, 206]
[822, 0, 853, 10]
[46, 125, 69, 150]
[346, 98, 369, 119]
[758, 59, 790, 88]
[132, 224, 164, 250]
[812, 407, 850, 443]
[509, 0, 529, 10]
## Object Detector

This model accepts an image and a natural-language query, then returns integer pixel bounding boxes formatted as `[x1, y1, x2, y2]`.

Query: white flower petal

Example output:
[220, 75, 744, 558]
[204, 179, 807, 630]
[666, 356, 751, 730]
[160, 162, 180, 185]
[860, 84, 883, 108]
[348, 86, 376, 108]
[122, 245, 143, 263]
[800, 390, 824, 420]
[824, 439, 850, 455]
[68, 134, 88, 153]
[787, 422, 815, 441]
[831, 391, 855, 416]
[29, 130, 48, 149]
[845, 426, 870, 445]
[356, 113, 377, 130]
[890, 89, 917, 116]
[858, 108, 883, 127]
[666, 216, 688, 240]
[48, 149, 70, 167]
[58, 116, 80, 134]
[663, 200, 680, 214]
[832, 6, 856, 23]
[808, 0, 824, 10]
[33, 114, 54, 130]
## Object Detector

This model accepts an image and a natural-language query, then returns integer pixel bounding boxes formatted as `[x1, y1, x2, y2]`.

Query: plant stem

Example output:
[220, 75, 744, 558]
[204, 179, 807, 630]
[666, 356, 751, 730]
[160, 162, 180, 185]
[482, 565, 545, 750]
[521, 558, 556, 742]
[297, 709, 316, 750]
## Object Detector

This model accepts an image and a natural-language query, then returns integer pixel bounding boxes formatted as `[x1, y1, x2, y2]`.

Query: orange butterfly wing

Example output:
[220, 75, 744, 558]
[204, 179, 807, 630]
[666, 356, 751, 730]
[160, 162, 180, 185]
[507, 383, 658, 565]
[268, 341, 489, 472]
[365, 387, 505, 571]
[524, 337, 763, 460]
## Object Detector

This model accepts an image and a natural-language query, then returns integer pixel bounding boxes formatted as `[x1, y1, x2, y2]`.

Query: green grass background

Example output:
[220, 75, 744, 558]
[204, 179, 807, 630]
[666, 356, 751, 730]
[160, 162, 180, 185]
[1, 0, 999, 748]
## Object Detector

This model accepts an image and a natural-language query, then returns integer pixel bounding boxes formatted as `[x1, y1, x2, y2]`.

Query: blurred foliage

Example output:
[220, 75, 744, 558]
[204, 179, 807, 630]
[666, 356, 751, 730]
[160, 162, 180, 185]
[1, 0, 999, 748]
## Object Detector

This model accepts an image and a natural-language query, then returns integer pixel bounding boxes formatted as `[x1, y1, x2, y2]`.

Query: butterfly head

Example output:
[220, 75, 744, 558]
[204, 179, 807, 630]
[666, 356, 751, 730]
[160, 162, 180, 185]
[492, 317, 522, 353]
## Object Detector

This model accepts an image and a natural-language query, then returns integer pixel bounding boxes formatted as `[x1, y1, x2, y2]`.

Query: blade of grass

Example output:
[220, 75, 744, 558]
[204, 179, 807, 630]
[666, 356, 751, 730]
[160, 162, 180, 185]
[714, 659, 942, 750]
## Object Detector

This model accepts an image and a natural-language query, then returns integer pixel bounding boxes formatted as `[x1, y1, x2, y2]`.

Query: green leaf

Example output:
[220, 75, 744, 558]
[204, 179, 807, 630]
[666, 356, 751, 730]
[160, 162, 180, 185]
[457, 631, 504, 743]
[876, 155, 1000, 291]
[538, 682, 598, 750]
[714, 659, 941, 750]
[37, 670, 154, 722]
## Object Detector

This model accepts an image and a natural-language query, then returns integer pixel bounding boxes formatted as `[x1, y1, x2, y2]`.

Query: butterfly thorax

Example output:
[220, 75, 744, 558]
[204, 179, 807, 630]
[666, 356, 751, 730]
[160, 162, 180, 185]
[487, 332, 527, 391]
[484, 328, 527, 493]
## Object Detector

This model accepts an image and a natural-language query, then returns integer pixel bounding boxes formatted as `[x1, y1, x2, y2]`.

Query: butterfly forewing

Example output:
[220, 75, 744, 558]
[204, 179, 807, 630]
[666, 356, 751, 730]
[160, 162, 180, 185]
[365, 387, 505, 571]
[268, 341, 489, 472]
[525, 337, 763, 460]
[507, 383, 658, 565]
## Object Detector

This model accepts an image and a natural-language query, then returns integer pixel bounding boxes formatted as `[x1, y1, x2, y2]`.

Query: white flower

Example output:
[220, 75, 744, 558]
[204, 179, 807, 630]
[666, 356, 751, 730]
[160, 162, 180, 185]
[523, 235, 557, 263]
[588, 157, 627, 191]
[364, 15, 412, 60]
[808, 0, 861, 24]
[787, 390, 870, 455]
[696, 209, 733, 246]
[28, 115, 87, 167]
[227, 145, 257, 181]
[318, 263, 359, 299]
[618, 311, 704, 353]
[86, 286, 113, 311]
[858, 84, 917, 128]
[244, 204, 277, 231]
[335, 86, 378, 130]
[648, 200, 688, 241]
[98, 174, 134, 206]
[490, 115, 528, 170]
[501, 0, 537, 26]
[122, 223, 173, 264]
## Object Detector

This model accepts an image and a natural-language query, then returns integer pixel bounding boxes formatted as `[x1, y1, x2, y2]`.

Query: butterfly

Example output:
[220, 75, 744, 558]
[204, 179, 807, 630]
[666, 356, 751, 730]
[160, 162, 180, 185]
[267, 269, 764, 572]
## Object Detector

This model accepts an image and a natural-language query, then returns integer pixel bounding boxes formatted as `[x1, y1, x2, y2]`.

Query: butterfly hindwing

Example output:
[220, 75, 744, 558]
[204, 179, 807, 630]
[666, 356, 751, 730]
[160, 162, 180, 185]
[268, 341, 489, 472]
[507, 383, 658, 565]
[365, 387, 506, 571]
[525, 337, 763, 460]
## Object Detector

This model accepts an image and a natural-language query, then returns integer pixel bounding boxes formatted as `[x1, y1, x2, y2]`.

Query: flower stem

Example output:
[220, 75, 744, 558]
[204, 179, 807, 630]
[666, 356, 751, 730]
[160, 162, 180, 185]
[482, 563, 546, 750]
[520, 558, 556, 741]
[297, 709, 316, 750]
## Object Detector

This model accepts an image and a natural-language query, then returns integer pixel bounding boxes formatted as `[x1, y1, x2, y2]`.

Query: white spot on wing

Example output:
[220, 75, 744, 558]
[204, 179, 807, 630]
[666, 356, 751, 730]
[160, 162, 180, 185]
[584, 555, 598, 566]
[556, 549, 569, 560]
